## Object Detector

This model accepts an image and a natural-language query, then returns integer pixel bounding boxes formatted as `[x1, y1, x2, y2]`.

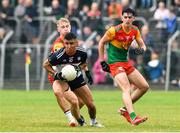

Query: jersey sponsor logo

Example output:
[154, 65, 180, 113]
[116, 36, 134, 42]
[69, 57, 74, 62]
[77, 57, 81, 61]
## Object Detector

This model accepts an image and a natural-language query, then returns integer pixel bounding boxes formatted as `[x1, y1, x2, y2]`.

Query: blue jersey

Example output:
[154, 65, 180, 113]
[48, 46, 87, 67]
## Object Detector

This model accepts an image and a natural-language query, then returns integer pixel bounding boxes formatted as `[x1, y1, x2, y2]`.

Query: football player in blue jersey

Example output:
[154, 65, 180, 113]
[43, 32, 103, 127]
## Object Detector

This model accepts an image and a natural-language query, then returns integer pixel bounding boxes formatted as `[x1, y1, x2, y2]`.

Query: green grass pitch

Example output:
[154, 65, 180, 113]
[0, 89, 180, 132]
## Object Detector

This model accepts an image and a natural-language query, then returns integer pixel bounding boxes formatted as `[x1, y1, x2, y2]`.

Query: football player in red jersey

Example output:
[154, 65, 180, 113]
[47, 18, 84, 126]
[98, 8, 149, 126]
[48, 18, 70, 84]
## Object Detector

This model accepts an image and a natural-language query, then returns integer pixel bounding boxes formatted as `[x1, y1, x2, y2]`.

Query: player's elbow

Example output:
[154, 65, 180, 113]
[42, 59, 49, 69]
[142, 83, 150, 93]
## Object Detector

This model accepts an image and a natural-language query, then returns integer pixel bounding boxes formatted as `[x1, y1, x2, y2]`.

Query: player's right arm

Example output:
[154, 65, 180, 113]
[98, 27, 115, 72]
[98, 27, 115, 61]
[43, 51, 60, 76]
[43, 59, 56, 76]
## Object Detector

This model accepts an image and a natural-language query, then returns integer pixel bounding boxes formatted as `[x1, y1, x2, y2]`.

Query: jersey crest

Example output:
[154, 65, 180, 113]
[51, 36, 64, 53]
[53, 42, 64, 52]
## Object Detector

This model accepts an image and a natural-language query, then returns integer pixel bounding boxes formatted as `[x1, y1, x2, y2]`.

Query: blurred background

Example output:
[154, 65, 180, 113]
[0, 0, 179, 90]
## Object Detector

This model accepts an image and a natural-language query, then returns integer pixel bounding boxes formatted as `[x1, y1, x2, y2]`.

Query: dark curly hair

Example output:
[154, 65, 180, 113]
[122, 8, 136, 16]
[64, 32, 77, 40]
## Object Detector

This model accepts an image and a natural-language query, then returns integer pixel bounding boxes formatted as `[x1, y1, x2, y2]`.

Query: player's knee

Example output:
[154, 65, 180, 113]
[142, 83, 149, 92]
[122, 88, 131, 93]
[70, 98, 79, 107]
[54, 90, 63, 98]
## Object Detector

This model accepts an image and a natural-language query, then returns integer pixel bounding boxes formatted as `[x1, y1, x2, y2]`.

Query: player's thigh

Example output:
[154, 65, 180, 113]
[114, 72, 131, 91]
[64, 89, 79, 104]
[74, 85, 94, 105]
[128, 69, 149, 89]
[52, 80, 69, 95]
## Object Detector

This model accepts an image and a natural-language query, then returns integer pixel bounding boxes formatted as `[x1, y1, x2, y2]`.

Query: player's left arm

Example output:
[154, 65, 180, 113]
[79, 53, 93, 85]
[80, 63, 93, 85]
[135, 30, 147, 51]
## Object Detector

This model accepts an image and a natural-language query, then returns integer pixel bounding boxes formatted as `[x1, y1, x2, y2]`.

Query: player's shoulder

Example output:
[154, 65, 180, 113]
[131, 25, 139, 31]
[76, 46, 87, 53]
[56, 47, 65, 55]
[53, 36, 63, 44]
[51, 36, 64, 52]
[107, 24, 122, 33]
[114, 24, 123, 32]
[49, 47, 63, 55]
[52, 47, 65, 58]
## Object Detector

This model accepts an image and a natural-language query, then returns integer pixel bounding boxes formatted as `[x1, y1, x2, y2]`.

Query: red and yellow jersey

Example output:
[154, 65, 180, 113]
[106, 24, 141, 63]
[51, 36, 64, 53]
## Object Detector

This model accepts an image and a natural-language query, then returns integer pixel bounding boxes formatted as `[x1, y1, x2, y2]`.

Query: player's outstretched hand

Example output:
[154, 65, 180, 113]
[85, 71, 93, 85]
[54, 72, 67, 81]
[100, 61, 110, 72]
[135, 48, 144, 55]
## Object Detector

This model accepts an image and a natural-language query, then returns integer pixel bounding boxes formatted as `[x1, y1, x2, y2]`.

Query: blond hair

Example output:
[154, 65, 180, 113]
[57, 18, 70, 25]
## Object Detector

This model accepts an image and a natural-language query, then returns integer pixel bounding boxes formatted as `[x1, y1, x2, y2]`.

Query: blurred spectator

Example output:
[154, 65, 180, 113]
[65, 0, 79, 35]
[164, 39, 179, 86]
[146, 52, 164, 83]
[79, 4, 89, 24]
[0, 26, 12, 78]
[82, 26, 93, 41]
[69, 0, 79, 10]
[135, 55, 148, 78]
[65, 0, 79, 18]
[14, 0, 26, 18]
[153, 1, 169, 43]
[23, 0, 39, 44]
[141, 24, 155, 50]
[0, 0, 14, 28]
[164, 8, 178, 37]
[121, 0, 132, 9]
[153, 1, 169, 22]
[81, 26, 95, 65]
[162, 39, 179, 87]
[85, 2, 104, 35]
[141, 25, 155, 64]
[107, 0, 132, 25]
[78, 0, 92, 10]
[108, 0, 122, 24]
[92, 58, 107, 85]
[173, 0, 180, 16]
[0, 27, 6, 43]
[46, 0, 66, 20]
[170, 39, 179, 82]
[14, 0, 26, 43]
[87, 2, 101, 18]
[168, 39, 180, 83]
[137, 0, 153, 9]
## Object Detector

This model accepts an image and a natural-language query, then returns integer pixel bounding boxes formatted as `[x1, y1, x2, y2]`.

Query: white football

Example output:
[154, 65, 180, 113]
[61, 64, 77, 81]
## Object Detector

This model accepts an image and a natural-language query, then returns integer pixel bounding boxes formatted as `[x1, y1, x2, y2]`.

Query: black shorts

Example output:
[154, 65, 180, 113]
[67, 74, 86, 91]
